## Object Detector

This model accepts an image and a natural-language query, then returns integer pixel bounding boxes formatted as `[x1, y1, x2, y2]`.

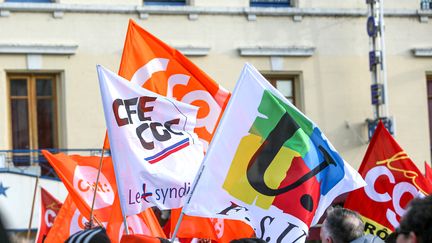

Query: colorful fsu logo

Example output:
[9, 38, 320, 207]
[223, 91, 345, 225]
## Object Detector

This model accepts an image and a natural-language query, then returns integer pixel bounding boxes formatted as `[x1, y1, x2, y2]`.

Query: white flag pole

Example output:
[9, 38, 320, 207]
[170, 65, 248, 242]
[96, 65, 130, 234]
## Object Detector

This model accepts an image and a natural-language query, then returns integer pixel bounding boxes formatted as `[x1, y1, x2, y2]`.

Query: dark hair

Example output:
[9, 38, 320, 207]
[65, 227, 110, 243]
[323, 207, 364, 243]
[230, 238, 266, 243]
[397, 195, 432, 243]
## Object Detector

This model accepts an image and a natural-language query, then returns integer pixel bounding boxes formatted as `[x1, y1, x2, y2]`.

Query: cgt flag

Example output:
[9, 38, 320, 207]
[184, 63, 365, 242]
[97, 65, 203, 216]
[344, 121, 432, 239]
[42, 152, 165, 243]
[35, 187, 62, 243]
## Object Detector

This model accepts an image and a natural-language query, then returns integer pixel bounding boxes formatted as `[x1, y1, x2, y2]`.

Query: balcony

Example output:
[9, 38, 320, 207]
[0, 149, 106, 179]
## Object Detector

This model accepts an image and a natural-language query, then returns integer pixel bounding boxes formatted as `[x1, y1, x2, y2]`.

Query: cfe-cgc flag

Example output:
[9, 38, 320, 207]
[35, 187, 62, 243]
[97, 65, 204, 216]
[344, 121, 432, 239]
[183, 64, 365, 242]
[107, 19, 230, 151]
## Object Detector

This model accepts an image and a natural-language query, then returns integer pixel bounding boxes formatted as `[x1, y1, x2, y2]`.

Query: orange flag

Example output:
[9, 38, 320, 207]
[104, 19, 230, 151]
[35, 187, 62, 243]
[110, 19, 253, 241]
[42, 151, 165, 242]
[170, 209, 254, 242]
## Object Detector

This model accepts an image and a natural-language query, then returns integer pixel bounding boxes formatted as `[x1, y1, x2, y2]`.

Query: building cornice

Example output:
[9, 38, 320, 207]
[412, 48, 432, 57]
[0, 43, 78, 55]
[0, 2, 431, 18]
[239, 46, 315, 57]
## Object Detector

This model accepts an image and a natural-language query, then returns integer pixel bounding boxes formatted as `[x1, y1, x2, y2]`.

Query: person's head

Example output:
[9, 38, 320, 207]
[65, 227, 110, 243]
[320, 207, 364, 243]
[396, 195, 432, 243]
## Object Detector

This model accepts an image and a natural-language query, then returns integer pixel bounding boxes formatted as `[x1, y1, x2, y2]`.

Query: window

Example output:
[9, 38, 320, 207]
[263, 73, 302, 109]
[427, 76, 432, 159]
[5, 0, 52, 3]
[144, 0, 186, 6]
[8, 74, 58, 174]
[250, 0, 291, 7]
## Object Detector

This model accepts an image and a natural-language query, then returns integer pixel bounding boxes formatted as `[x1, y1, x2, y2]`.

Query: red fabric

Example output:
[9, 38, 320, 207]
[425, 161, 432, 185]
[35, 187, 62, 243]
[345, 121, 432, 231]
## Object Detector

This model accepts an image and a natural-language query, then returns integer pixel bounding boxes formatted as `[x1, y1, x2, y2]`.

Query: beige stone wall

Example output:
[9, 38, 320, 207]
[0, 2, 431, 170]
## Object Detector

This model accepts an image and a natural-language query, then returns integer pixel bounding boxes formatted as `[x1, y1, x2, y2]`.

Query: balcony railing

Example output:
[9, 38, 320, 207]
[0, 149, 106, 179]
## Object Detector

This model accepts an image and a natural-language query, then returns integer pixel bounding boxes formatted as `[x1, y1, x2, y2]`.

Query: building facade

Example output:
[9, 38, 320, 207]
[0, 0, 431, 233]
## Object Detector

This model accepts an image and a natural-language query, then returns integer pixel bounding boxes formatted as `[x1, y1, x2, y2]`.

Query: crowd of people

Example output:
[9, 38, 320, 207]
[1, 195, 431, 242]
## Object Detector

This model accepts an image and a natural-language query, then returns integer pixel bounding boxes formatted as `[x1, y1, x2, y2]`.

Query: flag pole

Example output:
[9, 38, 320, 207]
[170, 65, 246, 242]
[27, 176, 39, 240]
[170, 164, 206, 242]
[87, 148, 105, 229]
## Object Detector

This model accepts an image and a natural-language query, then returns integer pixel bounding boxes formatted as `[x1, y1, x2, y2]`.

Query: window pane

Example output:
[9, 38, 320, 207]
[36, 79, 53, 96]
[251, 0, 290, 7]
[37, 99, 55, 148]
[5, 0, 52, 2]
[144, 0, 186, 6]
[276, 80, 293, 98]
[10, 79, 28, 96]
[11, 100, 30, 150]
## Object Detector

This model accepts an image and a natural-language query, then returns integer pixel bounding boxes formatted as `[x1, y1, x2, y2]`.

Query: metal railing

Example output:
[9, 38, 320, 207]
[0, 149, 106, 179]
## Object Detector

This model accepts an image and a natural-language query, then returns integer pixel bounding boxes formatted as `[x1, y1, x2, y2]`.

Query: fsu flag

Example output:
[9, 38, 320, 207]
[345, 121, 432, 239]
[42, 151, 165, 242]
[183, 64, 365, 242]
[106, 19, 230, 151]
[35, 187, 62, 243]
[97, 65, 203, 216]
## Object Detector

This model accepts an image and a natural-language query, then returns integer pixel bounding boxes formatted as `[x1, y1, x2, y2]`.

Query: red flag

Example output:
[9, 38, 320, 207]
[42, 151, 165, 242]
[425, 161, 432, 185]
[35, 187, 62, 243]
[345, 121, 432, 239]
[44, 196, 81, 243]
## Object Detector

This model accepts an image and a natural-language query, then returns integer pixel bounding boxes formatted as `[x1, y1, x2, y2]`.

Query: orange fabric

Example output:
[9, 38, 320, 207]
[44, 196, 77, 243]
[170, 208, 254, 242]
[121, 234, 163, 243]
[42, 151, 165, 242]
[103, 19, 230, 149]
[35, 187, 62, 243]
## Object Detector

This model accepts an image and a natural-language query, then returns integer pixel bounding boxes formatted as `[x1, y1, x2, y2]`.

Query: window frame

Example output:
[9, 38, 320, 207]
[7, 73, 59, 153]
[261, 71, 303, 111]
[250, 0, 291, 8]
[143, 0, 187, 6]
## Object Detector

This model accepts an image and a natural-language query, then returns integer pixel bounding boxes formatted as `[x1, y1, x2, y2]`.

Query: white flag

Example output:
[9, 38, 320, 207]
[184, 64, 365, 242]
[97, 65, 204, 216]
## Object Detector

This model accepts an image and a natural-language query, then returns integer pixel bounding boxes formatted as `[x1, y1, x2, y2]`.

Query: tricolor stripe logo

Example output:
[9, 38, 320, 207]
[145, 138, 190, 164]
